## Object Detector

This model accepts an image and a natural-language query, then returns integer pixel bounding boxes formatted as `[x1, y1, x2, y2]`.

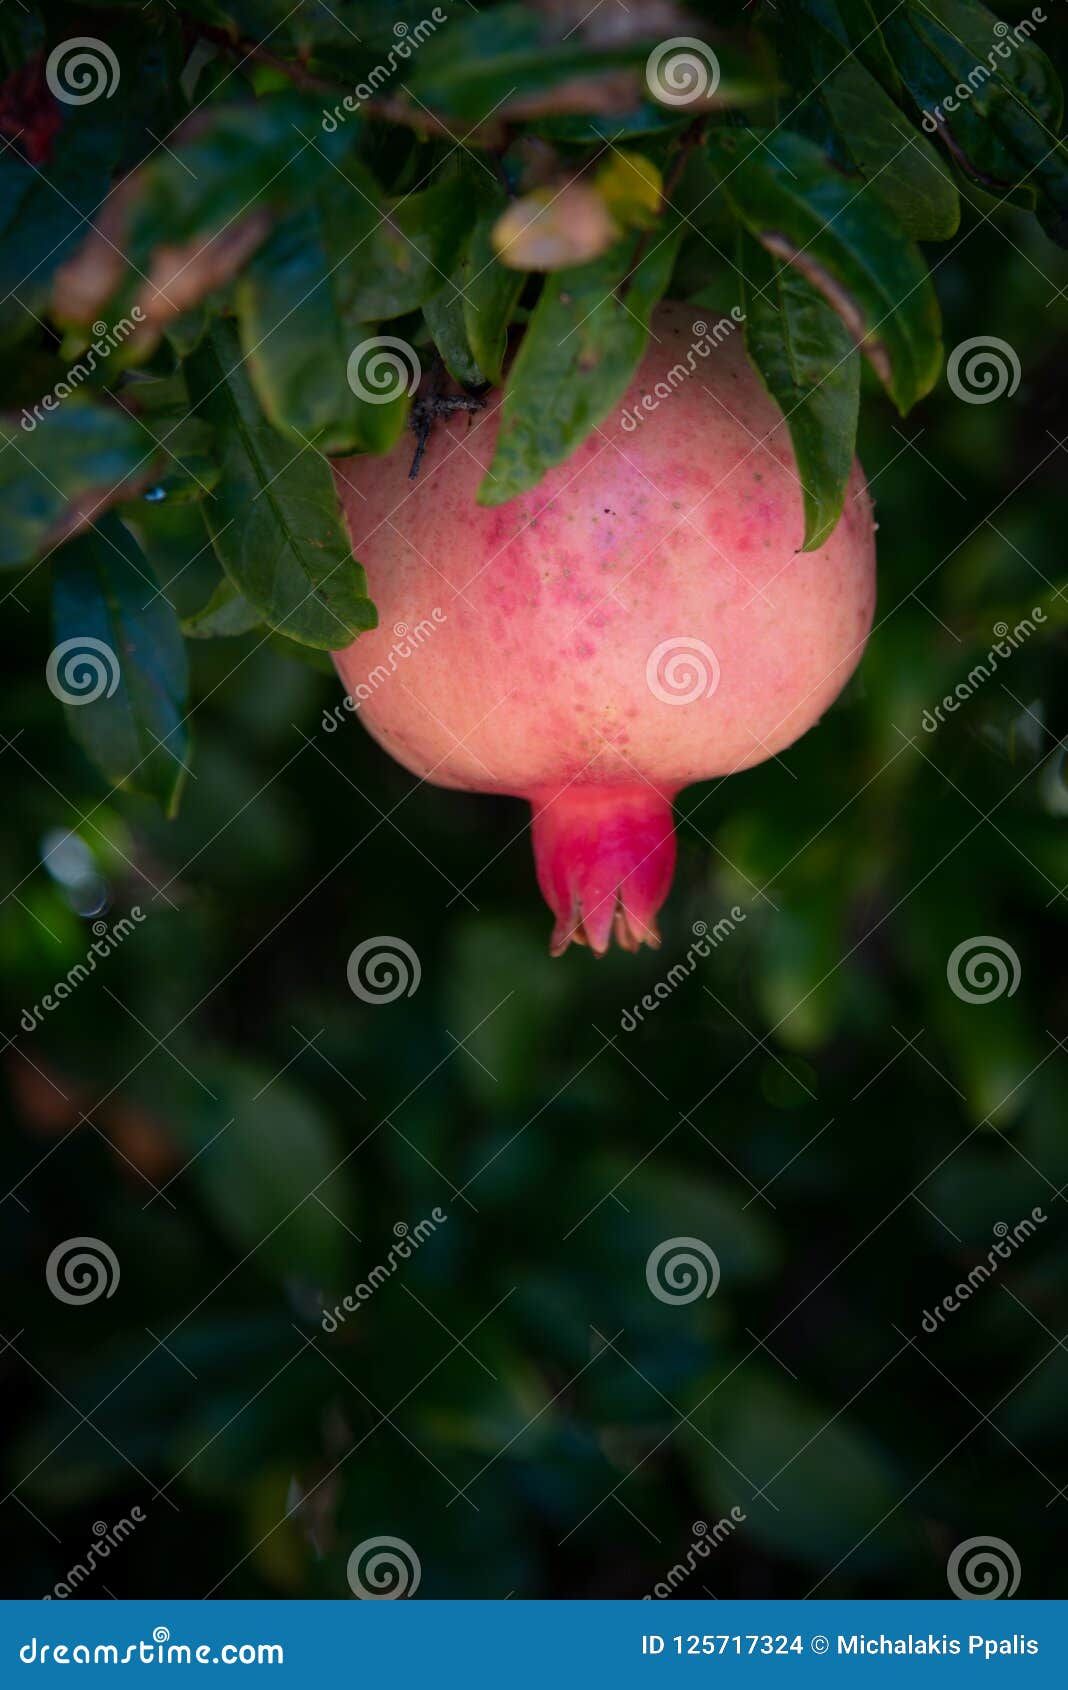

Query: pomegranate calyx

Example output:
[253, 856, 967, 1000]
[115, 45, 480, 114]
[530, 784, 677, 958]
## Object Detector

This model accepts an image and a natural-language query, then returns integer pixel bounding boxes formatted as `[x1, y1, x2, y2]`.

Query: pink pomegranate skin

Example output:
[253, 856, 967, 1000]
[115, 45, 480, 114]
[332, 302, 876, 955]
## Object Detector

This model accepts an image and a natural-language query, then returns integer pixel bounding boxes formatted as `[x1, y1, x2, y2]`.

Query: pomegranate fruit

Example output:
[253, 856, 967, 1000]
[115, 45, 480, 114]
[332, 302, 876, 955]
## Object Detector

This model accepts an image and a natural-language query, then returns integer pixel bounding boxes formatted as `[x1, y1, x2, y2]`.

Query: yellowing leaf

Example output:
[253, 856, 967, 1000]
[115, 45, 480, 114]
[595, 150, 663, 228]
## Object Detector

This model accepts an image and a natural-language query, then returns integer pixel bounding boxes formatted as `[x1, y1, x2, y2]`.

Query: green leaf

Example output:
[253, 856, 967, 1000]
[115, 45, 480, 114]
[797, 0, 903, 96]
[165, 307, 212, 359]
[235, 158, 462, 454]
[884, 0, 1068, 233]
[0, 1, 42, 72]
[592, 1158, 779, 1284]
[266, 632, 337, 674]
[0, 106, 124, 346]
[753, 893, 848, 1051]
[236, 206, 401, 456]
[409, 5, 777, 124]
[169, 1054, 354, 1291]
[51, 94, 327, 334]
[182, 575, 263, 639]
[185, 322, 376, 650]
[682, 1367, 920, 1576]
[0, 401, 154, 569]
[480, 220, 681, 505]
[408, 4, 636, 124]
[126, 93, 325, 264]
[532, 106, 697, 147]
[740, 233, 861, 551]
[339, 178, 471, 322]
[51, 513, 189, 814]
[10, 1313, 314, 1507]
[0, 15, 182, 339]
[706, 129, 942, 414]
[237, 168, 468, 450]
[133, 413, 220, 504]
[904, 882, 1040, 1127]
[168, 0, 439, 74]
[425, 278, 486, 388]
[462, 206, 526, 384]
[817, 59, 960, 240]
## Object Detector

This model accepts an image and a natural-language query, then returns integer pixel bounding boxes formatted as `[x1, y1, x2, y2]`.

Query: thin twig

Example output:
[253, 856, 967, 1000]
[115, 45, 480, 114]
[619, 116, 709, 297]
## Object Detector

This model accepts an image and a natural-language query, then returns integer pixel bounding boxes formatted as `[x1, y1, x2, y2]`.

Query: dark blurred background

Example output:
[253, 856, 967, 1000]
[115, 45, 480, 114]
[3, 178, 1068, 1597]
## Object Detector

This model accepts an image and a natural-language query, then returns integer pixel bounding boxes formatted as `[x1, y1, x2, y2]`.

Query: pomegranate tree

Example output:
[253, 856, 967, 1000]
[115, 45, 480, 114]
[332, 304, 876, 955]
[16, 1, 1058, 840]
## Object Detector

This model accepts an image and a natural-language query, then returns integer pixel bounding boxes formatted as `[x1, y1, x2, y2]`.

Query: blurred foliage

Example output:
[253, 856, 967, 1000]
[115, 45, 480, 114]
[0, 0, 1067, 1604]
[2, 0, 1068, 801]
